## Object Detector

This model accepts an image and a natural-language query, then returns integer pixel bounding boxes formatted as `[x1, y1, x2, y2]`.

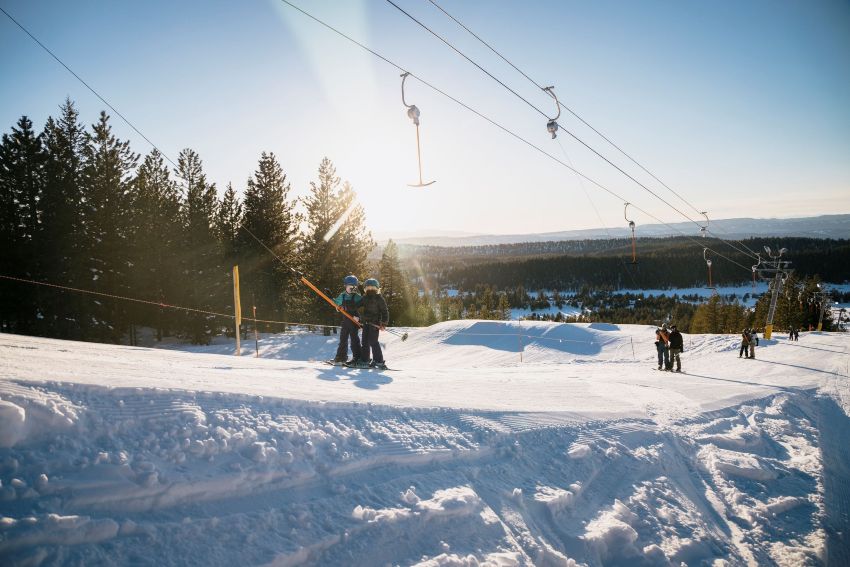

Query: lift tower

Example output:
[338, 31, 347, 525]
[756, 247, 792, 339]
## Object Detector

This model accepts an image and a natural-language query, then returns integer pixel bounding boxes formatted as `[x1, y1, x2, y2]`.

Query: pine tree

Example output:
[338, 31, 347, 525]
[79, 111, 139, 342]
[216, 182, 242, 266]
[301, 158, 373, 331]
[40, 99, 89, 338]
[379, 239, 414, 325]
[0, 116, 46, 333]
[128, 149, 182, 341]
[238, 152, 300, 327]
[176, 148, 220, 344]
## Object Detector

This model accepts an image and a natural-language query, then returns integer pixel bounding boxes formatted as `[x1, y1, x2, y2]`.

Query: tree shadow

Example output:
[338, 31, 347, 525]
[818, 396, 850, 564]
[683, 372, 808, 393]
[754, 358, 847, 378]
[775, 342, 847, 355]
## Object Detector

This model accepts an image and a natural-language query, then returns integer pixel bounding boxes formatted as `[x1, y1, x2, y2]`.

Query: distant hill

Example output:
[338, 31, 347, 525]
[381, 214, 850, 248]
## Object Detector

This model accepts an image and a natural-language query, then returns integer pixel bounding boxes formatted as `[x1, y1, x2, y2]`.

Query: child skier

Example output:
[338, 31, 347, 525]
[332, 275, 363, 364]
[351, 278, 389, 369]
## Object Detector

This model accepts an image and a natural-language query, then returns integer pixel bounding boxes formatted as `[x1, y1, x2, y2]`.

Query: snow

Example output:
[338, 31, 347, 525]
[0, 321, 848, 565]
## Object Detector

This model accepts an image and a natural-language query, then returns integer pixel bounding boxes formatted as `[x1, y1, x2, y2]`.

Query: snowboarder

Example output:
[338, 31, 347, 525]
[668, 325, 684, 372]
[739, 329, 751, 358]
[749, 333, 756, 359]
[351, 278, 390, 369]
[332, 275, 363, 364]
[655, 326, 670, 370]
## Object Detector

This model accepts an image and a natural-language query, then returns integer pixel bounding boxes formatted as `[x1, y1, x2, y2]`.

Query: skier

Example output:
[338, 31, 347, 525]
[794, 329, 799, 341]
[332, 275, 363, 364]
[668, 324, 684, 372]
[655, 326, 670, 370]
[749, 332, 756, 359]
[751, 330, 759, 346]
[351, 278, 390, 369]
[740, 329, 751, 358]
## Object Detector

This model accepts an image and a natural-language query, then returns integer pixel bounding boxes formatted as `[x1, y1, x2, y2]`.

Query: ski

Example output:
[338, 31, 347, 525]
[323, 360, 399, 371]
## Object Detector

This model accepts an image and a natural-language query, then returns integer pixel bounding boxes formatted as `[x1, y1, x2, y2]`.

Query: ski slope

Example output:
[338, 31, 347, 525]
[1, 321, 849, 566]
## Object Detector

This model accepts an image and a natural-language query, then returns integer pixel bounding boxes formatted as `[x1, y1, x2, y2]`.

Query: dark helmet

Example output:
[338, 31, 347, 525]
[343, 275, 359, 286]
[364, 278, 379, 289]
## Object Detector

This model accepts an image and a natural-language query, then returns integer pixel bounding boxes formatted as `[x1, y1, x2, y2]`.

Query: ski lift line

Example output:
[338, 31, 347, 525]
[422, 0, 762, 261]
[556, 139, 640, 288]
[0, 274, 342, 330]
[278, 0, 757, 277]
[0, 6, 178, 170]
[386, 0, 716, 234]
[384, 0, 550, 121]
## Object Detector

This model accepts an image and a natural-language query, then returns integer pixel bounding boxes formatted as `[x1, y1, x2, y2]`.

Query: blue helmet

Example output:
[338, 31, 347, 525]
[343, 274, 359, 286]
[364, 278, 379, 288]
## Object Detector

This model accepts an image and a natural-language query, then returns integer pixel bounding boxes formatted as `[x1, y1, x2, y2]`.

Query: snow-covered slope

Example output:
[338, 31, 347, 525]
[1, 322, 849, 566]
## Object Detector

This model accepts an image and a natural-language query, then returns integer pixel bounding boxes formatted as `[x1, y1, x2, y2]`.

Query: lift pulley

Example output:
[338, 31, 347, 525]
[400, 72, 436, 188]
[542, 86, 561, 139]
[703, 248, 715, 290]
[624, 202, 637, 264]
[699, 212, 709, 238]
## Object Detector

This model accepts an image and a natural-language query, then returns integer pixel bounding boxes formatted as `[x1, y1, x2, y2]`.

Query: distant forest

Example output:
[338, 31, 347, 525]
[406, 237, 850, 291]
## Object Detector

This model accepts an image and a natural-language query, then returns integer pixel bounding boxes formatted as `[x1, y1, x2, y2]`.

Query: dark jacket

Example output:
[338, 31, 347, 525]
[359, 291, 389, 325]
[668, 330, 683, 350]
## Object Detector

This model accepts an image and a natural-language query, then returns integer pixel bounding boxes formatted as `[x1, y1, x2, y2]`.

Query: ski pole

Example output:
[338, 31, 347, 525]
[368, 322, 408, 342]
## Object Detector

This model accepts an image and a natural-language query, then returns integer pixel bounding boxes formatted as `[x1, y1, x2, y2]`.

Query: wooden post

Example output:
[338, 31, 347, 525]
[253, 305, 259, 357]
[233, 266, 242, 355]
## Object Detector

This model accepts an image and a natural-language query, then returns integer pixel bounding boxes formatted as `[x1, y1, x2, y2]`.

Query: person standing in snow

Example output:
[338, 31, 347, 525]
[794, 329, 800, 341]
[751, 330, 759, 346]
[332, 275, 363, 364]
[740, 329, 751, 358]
[352, 278, 390, 369]
[668, 325, 684, 372]
[655, 326, 670, 370]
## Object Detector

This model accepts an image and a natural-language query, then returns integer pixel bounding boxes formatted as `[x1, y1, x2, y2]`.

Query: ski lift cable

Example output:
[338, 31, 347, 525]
[421, 0, 762, 260]
[387, 0, 759, 261]
[4, 1, 756, 280]
[384, 0, 549, 121]
[277, 0, 757, 276]
[0, 6, 179, 170]
[556, 139, 639, 288]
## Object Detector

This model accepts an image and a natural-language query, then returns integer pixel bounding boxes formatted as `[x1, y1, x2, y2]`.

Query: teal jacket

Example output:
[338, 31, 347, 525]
[334, 291, 361, 315]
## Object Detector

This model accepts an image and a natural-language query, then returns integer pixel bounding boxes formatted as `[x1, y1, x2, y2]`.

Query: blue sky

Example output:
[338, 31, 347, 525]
[1, 0, 848, 237]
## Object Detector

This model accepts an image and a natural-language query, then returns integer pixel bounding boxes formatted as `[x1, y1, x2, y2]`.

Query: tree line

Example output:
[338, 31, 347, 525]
[407, 236, 850, 291]
[0, 100, 412, 343]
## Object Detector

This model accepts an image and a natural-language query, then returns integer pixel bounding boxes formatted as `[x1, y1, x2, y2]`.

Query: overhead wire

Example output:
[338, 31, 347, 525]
[419, 0, 762, 261]
[279, 0, 756, 275]
[0, 6, 179, 170]
[0, 5, 317, 279]
[0, 274, 341, 330]
[3, 1, 757, 281]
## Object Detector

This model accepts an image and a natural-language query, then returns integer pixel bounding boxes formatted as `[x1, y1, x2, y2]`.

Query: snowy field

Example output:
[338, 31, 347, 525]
[1, 321, 849, 566]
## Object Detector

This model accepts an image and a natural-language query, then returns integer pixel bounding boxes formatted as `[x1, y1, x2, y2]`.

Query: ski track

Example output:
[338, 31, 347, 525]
[0, 322, 848, 566]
